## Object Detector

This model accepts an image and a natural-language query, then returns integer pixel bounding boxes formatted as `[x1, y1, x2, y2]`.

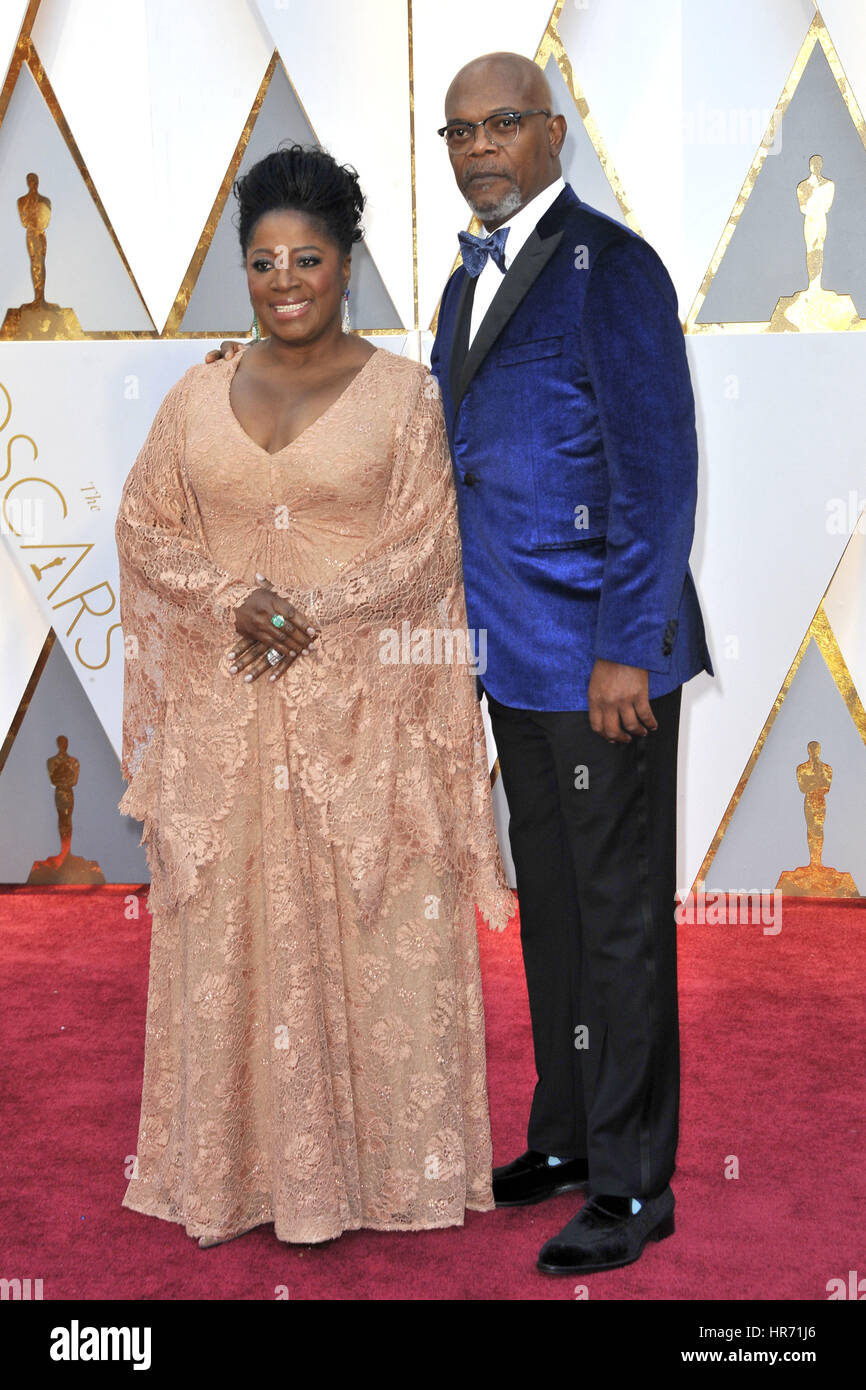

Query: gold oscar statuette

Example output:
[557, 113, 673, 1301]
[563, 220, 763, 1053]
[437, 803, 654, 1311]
[770, 156, 865, 333]
[26, 735, 105, 885]
[775, 740, 859, 896]
[0, 173, 84, 340]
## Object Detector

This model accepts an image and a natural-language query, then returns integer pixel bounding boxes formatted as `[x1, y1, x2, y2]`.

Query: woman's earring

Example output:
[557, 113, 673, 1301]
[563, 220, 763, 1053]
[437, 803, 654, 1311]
[342, 288, 351, 334]
[251, 310, 261, 341]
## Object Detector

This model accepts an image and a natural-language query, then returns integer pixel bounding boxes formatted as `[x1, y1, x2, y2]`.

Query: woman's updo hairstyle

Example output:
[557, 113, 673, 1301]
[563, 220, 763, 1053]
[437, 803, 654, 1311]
[234, 144, 365, 260]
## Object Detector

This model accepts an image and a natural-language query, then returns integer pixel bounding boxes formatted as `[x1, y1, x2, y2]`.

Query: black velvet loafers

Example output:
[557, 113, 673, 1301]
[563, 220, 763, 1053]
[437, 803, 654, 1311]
[492, 1149, 589, 1207]
[536, 1185, 675, 1273]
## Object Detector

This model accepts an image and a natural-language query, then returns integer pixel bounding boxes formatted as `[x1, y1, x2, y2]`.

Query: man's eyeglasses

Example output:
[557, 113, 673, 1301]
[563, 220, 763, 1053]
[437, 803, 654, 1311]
[437, 109, 551, 152]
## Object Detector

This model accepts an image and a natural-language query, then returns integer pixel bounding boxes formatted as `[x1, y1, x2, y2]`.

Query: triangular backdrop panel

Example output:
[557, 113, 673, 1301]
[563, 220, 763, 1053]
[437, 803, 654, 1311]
[698, 41, 866, 325]
[556, 0, 680, 288]
[252, 0, 413, 329]
[542, 55, 628, 225]
[0, 1, 31, 90]
[680, 0, 817, 316]
[819, 1, 866, 132]
[32, 0, 274, 332]
[0, 544, 49, 750]
[180, 60, 401, 335]
[0, 339, 226, 756]
[823, 513, 866, 708]
[705, 636, 866, 893]
[0, 633, 148, 884]
[412, 0, 557, 328]
[0, 61, 153, 332]
[678, 331, 866, 889]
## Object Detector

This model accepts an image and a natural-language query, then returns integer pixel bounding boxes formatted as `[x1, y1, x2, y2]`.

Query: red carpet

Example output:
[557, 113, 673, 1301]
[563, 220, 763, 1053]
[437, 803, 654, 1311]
[1, 887, 863, 1300]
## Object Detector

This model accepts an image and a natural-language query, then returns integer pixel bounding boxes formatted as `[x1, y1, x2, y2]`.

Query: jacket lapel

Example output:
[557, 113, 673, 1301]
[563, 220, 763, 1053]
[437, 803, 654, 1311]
[449, 272, 476, 412]
[454, 219, 564, 409]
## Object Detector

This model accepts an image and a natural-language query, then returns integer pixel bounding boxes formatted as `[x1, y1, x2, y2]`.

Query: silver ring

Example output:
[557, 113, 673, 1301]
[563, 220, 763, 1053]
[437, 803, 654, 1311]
[266, 648, 283, 666]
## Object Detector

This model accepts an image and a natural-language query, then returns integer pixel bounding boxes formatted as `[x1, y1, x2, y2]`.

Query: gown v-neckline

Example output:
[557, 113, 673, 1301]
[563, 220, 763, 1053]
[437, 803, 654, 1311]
[225, 344, 380, 458]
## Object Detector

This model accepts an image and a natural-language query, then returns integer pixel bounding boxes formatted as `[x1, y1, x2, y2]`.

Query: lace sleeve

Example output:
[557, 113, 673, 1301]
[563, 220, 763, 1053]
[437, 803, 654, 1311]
[115, 371, 259, 628]
[114, 370, 258, 792]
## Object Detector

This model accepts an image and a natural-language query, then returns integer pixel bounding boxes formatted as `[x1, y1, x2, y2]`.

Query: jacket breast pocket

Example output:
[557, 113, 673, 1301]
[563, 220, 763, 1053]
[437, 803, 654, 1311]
[497, 336, 564, 367]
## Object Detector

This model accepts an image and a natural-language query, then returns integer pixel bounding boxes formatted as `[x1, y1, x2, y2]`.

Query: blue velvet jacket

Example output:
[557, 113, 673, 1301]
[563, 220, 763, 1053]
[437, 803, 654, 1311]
[430, 183, 713, 710]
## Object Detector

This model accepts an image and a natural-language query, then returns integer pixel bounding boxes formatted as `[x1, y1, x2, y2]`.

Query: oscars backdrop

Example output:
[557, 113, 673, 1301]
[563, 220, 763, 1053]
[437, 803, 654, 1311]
[0, 0, 864, 901]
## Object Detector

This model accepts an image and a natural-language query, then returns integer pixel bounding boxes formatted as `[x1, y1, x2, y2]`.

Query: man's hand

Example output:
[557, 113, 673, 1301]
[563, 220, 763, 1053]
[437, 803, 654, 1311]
[204, 340, 245, 364]
[587, 659, 657, 744]
[228, 575, 319, 683]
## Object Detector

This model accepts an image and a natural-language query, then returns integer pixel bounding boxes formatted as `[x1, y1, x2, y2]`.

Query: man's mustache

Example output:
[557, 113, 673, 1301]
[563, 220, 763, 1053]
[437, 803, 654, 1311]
[460, 167, 517, 191]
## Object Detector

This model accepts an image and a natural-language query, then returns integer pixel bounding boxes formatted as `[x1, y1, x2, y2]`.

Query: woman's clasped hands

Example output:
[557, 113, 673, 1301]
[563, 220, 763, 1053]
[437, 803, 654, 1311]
[227, 572, 320, 683]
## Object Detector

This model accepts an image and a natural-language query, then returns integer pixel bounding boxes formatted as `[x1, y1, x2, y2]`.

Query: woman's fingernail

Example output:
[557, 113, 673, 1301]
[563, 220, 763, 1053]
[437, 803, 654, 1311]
[306, 628, 317, 636]
[244, 674, 253, 682]
[229, 666, 238, 674]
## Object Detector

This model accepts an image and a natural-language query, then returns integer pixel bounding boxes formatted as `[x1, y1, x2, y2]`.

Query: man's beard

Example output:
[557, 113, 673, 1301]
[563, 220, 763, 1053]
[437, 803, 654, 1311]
[462, 176, 524, 227]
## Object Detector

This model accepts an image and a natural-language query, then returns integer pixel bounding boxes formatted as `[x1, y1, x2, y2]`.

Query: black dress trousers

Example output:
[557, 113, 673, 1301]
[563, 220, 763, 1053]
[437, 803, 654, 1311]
[485, 685, 683, 1200]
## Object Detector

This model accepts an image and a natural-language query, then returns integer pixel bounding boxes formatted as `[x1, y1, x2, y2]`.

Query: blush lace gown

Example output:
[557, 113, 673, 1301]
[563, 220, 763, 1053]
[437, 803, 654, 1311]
[115, 344, 514, 1244]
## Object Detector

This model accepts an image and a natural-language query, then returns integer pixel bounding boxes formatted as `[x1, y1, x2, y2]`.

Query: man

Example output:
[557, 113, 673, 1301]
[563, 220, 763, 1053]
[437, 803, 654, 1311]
[429, 52, 712, 1275]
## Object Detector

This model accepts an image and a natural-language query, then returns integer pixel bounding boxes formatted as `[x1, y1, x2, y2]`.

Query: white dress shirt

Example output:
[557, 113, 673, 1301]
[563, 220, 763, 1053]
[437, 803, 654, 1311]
[468, 176, 566, 346]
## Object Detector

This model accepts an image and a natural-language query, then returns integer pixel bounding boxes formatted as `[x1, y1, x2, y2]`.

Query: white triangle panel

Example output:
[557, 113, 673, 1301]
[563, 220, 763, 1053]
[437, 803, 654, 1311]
[0, 541, 50, 750]
[365, 333, 415, 360]
[823, 510, 866, 711]
[412, 0, 555, 328]
[680, 0, 817, 316]
[32, 0, 272, 331]
[0, 340, 235, 757]
[680, 331, 866, 889]
[253, 0, 414, 328]
[560, 0, 818, 316]
[557, 0, 683, 292]
[0, 1, 30, 89]
[819, 1, 866, 136]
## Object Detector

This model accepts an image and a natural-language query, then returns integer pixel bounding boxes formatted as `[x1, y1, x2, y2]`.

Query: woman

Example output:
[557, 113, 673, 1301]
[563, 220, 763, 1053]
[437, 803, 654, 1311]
[115, 145, 513, 1247]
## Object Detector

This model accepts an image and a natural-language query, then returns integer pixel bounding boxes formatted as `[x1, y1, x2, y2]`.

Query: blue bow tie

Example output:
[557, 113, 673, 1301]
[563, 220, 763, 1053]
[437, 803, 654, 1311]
[458, 226, 510, 278]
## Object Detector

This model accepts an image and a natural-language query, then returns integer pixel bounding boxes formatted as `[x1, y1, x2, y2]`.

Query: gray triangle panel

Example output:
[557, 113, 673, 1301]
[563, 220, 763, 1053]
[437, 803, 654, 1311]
[705, 639, 866, 892]
[0, 638, 148, 883]
[698, 45, 866, 324]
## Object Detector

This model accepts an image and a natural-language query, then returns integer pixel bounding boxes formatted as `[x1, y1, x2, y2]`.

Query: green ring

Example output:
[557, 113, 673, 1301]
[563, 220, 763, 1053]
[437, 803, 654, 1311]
[270, 614, 286, 629]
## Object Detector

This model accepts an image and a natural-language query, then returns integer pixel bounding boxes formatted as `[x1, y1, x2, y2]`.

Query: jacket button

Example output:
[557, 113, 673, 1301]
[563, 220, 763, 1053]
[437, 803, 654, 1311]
[463, 472, 479, 487]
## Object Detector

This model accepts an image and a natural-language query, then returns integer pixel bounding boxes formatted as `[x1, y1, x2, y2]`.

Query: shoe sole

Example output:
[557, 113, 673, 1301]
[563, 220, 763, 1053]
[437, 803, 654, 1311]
[535, 1210, 675, 1274]
[494, 1178, 588, 1208]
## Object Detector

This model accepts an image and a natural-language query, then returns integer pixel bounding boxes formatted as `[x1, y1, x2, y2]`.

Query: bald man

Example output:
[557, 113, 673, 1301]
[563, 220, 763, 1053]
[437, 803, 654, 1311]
[430, 53, 712, 1275]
